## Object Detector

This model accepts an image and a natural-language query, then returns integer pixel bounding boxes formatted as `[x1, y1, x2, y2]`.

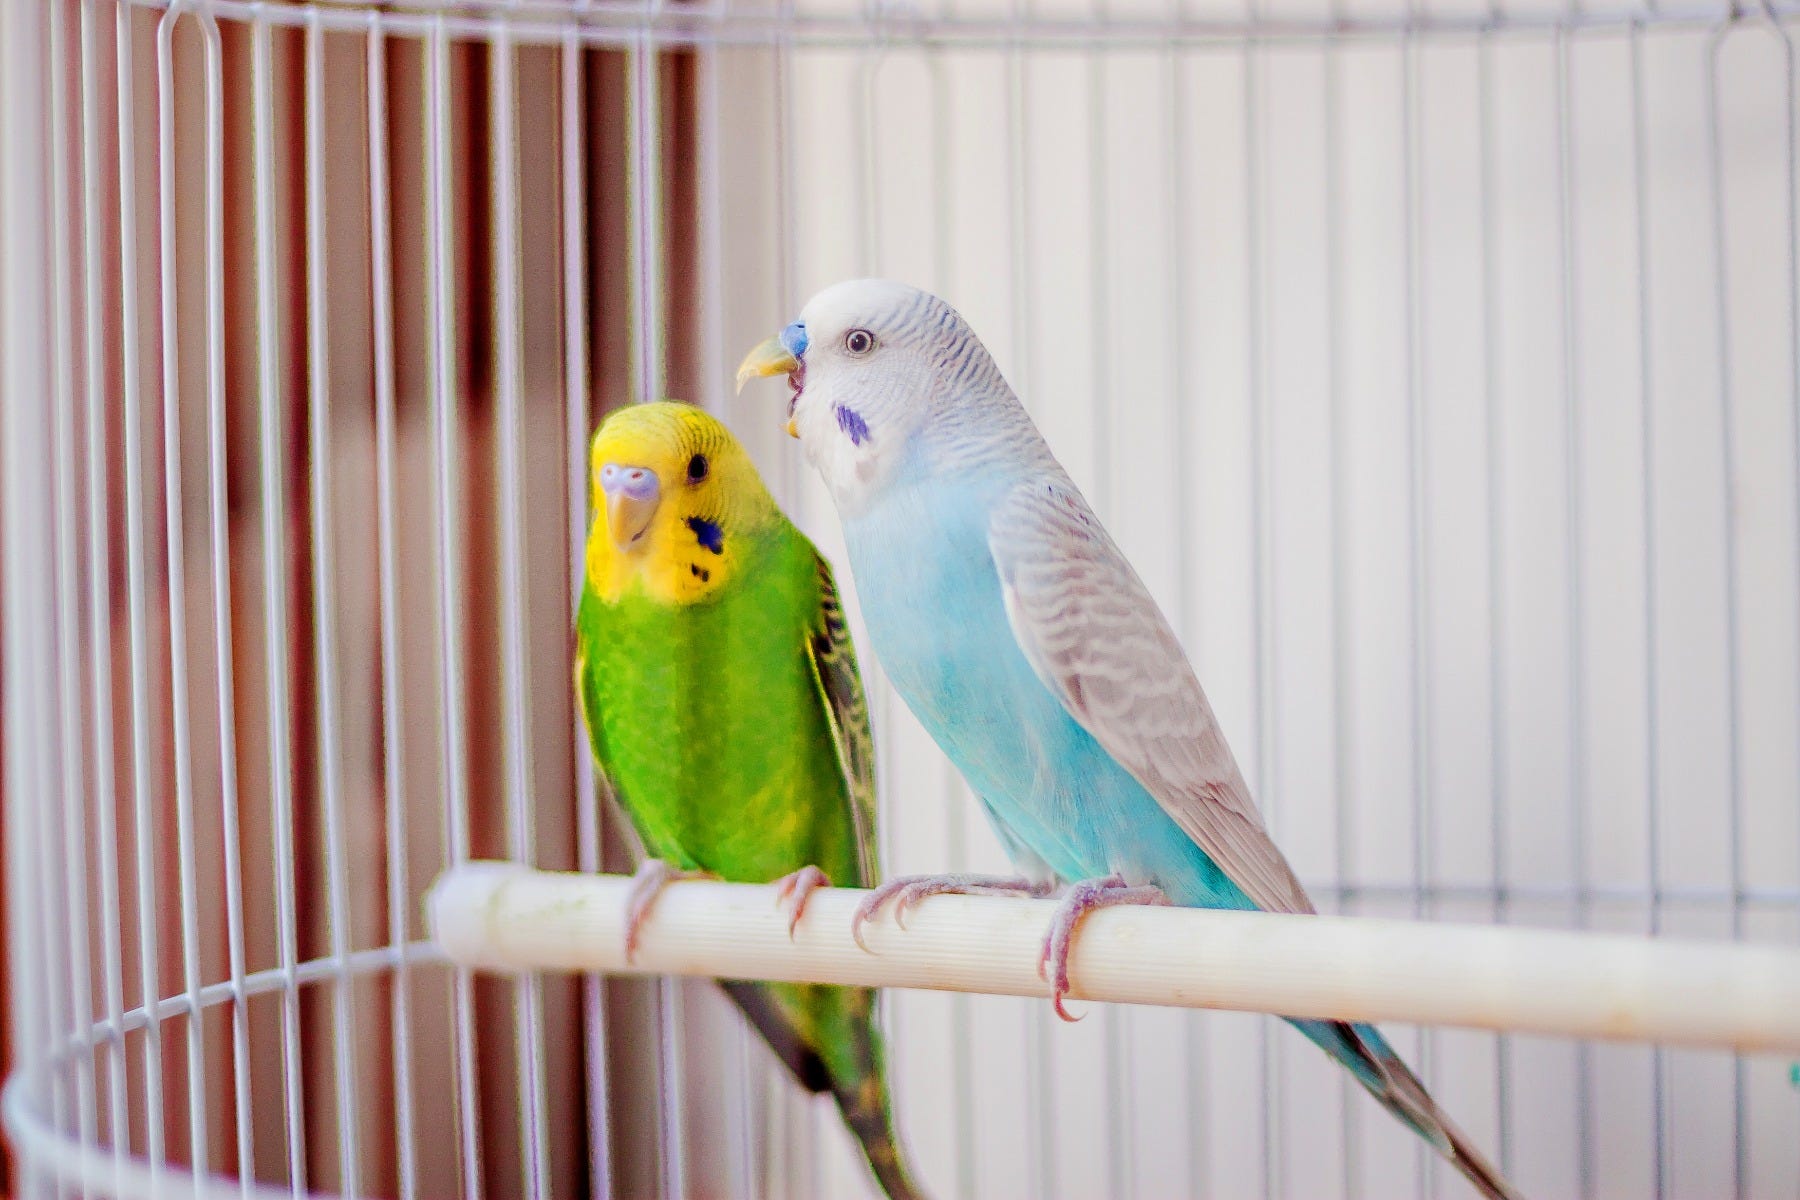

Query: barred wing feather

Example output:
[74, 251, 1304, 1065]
[987, 477, 1316, 919]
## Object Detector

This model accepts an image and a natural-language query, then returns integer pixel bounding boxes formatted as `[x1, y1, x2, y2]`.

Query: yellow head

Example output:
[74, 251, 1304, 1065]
[586, 401, 780, 604]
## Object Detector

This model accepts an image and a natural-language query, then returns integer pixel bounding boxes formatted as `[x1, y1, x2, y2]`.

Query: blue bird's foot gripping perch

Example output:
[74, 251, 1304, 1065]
[1037, 874, 1172, 1022]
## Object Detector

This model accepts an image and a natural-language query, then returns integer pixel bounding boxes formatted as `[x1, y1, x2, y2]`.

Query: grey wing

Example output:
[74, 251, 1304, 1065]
[804, 552, 881, 888]
[988, 478, 1316, 917]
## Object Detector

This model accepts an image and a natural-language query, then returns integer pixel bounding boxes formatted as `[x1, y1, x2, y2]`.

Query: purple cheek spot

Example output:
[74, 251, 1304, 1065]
[835, 404, 870, 446]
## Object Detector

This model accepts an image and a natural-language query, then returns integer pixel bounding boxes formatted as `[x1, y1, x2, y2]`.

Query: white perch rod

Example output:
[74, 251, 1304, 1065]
[428, 862, 1800, 1055]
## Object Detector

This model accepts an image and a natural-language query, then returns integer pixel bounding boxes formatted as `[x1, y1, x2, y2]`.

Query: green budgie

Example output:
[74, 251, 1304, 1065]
[574, 400, 924, 1200]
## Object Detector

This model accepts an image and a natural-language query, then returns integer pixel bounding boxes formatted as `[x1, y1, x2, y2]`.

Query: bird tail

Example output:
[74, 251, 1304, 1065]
[1303, 1018, 1523, 1200]
[1367, 1039, 1520, 1200]
[719, 980, 834, 1092]
[826, 996, 928, 1200]
[719, 981, 928, 1200]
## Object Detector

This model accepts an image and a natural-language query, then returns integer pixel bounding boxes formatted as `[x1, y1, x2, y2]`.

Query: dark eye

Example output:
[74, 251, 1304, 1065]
[686, 453, 709, 482]
[845, 329, 875, 355]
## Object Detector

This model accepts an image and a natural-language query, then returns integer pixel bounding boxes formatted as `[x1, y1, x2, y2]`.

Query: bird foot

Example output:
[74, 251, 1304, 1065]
[772, 865, 832, 938]
[1037, 873, 1170, 1022]
[624, 859, 713, 963]
[852, 873, 1055, 952]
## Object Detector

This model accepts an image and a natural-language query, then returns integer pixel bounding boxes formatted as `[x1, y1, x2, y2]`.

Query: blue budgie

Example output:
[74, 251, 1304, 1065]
[737, 279, 1521, 1200]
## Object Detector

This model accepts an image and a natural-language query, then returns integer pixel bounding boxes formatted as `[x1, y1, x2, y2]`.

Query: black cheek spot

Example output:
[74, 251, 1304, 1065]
[685, 516, 724, 554]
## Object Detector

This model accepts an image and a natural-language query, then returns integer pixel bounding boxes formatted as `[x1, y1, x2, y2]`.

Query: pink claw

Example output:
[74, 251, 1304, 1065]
[851, 873, 1053, 952]
[623, 859, 711, 963]
[891, 879, 948, 928]
[773, 865, 832, 938]
[851, 878, 919, 951]
[1037, 874, 1171, 1022]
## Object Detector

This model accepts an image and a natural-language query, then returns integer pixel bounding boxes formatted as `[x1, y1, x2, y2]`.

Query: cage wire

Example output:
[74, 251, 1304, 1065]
[1, 0, 1799, 1195]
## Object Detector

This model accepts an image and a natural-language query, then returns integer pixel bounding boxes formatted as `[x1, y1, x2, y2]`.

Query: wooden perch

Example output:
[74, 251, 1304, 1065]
[428, 862, 1800, 1055]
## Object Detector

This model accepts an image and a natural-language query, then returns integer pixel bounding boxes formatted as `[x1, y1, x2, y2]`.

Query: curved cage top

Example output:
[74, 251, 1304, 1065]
[112, 0, 1800, 47]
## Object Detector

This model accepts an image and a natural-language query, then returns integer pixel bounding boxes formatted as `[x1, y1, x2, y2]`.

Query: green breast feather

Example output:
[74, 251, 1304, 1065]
[576, 519, 872, 889]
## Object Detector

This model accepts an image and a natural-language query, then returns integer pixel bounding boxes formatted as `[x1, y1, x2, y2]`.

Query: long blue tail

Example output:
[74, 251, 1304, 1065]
[1292, 1017, 1521, 1200]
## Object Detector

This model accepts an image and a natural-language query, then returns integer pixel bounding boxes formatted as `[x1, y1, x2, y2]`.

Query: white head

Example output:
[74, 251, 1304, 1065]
[736, 279, 1032, 513]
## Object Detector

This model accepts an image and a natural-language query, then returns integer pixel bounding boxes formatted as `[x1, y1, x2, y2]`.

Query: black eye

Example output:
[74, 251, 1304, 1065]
[686, 453, 709, 482]
[845, 329, 875, 355]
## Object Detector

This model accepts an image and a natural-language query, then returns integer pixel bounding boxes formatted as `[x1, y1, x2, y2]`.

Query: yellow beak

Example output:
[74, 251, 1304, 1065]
[734, 336, 800, 394]
[605, 492, 660, 550]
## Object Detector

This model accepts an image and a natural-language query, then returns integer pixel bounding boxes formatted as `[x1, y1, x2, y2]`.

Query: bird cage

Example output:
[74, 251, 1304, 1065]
[1, 0, 1798, 1195]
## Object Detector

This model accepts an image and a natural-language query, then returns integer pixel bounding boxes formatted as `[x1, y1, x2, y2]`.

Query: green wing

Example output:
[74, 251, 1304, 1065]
[572, 585, 616, 781]
[804, 553, 880, 888]
[572, 597, 627, 844]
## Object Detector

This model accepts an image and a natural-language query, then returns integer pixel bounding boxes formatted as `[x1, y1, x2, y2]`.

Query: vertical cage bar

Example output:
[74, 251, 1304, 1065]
[626, 20, 687, 1199]
[1166, 28, 1212, 1200]
[1082, 20, 1135, 1199]
[1241, 22, 1278, 1200]
[488, 17, 554, 1199]
[1700, 25, 1748, 1198]
[1626, 24, 1667, 1200]
[853, 48, 875, 280]
[1779, 1, 1800, 1027]
[1325, 27, 1361, 1200]
[1, 3, 57, 1190]
[1003, 15, 1056, 1196]
[774, 0, 803, 518]
[424, 15, 486, 1197]
[192, 7, 257, 1191]
[848, 41, 876, 1199]
[154, 8, 214, 1179]
[767, 10, 797, 1191]
[44, 0, 78, 1168]
[1399, 26, 1432, 1200]
[303, 15, 366, 1195]
[114, 0, 169, 1175]
[924, 42, 980, 1200]
[79, 0, 134, 1178]
[853, 42, 915, 1200]
[1474, 22, 1513, 1181]
[1004, 0, 1033, 424]
[696, 35, 755, 1198]
[47, 0, 103, 1181]
[697, 34, 726, 418]
[27, 0, 74, 1177]
[251, 13, 312, 1191]
[1552, 31, 1594, 1200]
[559, 17, 613, 1197]
[367, 15, 419, 1200]
[628, 29, 664, 404]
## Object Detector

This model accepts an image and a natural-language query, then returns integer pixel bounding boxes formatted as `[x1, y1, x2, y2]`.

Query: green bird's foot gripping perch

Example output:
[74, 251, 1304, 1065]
[1036, 874, 1171, 1022]
[624, 859, 714, 963]
[773, 865, 832, 937]
[851, 873, 1056, 951]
